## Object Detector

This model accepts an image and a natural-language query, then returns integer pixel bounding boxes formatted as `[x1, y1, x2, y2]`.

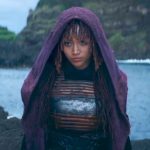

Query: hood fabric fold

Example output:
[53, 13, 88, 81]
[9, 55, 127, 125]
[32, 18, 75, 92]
[21, 7, 130, 150]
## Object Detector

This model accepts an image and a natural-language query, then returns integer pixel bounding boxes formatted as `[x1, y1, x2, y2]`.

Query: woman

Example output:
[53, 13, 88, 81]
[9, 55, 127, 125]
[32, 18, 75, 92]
[21, 7, 132, 150]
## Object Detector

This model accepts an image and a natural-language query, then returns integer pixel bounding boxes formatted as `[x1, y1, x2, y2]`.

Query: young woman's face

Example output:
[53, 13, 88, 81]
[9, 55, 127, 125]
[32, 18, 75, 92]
[62, 34, 92, 70]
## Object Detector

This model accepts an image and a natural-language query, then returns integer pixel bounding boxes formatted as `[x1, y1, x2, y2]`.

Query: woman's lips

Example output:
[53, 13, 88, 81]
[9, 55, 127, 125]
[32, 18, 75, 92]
[72, 58, 82, 62]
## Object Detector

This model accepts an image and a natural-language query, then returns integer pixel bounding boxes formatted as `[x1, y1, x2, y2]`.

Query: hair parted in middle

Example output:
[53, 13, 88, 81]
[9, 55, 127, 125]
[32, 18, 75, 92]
[55, 19, 102, 73]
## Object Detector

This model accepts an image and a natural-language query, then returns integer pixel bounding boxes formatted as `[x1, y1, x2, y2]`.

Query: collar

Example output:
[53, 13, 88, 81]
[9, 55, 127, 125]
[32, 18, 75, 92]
[62, 59, 94, 81]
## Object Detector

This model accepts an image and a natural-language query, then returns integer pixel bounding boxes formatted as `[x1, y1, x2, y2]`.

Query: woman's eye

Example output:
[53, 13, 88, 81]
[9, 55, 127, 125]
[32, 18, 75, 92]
[64, 41, 72, 47]
[80, 40, 88, 45]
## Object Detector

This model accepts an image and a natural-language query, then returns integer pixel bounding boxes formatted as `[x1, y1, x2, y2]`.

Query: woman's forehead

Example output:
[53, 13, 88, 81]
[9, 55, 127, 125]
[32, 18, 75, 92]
[62, 20, 92, 40]
[62, 33, 90, 41]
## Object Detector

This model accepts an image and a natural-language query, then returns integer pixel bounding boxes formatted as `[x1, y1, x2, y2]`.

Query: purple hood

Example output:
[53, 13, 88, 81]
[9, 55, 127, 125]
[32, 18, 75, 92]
[21, 7, 130, 150]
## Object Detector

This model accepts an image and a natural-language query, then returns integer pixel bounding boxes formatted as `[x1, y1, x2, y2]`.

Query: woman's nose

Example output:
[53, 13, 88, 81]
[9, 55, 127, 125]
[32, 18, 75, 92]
[72, 43, 80, 55]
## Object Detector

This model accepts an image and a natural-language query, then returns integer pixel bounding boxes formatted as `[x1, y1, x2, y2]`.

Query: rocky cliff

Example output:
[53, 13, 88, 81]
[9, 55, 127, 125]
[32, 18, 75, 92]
[0, 0, 150, 67]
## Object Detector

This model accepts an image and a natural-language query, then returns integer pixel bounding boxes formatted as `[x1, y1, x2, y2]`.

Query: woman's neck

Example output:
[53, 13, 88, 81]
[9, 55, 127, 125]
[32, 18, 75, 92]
[62, 59, 94, 81]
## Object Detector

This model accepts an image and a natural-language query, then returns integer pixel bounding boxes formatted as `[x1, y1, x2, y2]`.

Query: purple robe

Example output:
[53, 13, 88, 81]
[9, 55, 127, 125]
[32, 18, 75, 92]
[21, 7, 131, 150]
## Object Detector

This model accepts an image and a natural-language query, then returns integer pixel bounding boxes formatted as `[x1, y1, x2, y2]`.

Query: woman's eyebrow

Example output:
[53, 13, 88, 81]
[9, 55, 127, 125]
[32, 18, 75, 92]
[62, 34, 72, 40]
[79, 36, 90, 41]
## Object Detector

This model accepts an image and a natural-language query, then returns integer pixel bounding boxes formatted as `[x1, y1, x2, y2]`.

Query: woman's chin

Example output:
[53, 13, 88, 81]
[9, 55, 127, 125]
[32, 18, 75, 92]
[72, 63, 87, 70]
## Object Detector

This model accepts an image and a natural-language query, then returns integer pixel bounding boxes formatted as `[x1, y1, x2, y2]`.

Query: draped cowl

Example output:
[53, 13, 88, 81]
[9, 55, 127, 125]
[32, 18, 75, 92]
[21, 7, 131, 150]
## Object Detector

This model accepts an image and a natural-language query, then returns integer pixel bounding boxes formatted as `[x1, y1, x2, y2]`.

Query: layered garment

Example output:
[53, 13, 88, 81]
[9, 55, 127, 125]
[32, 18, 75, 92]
[47, 60, 111, 150]
[21, 7, 131, 150]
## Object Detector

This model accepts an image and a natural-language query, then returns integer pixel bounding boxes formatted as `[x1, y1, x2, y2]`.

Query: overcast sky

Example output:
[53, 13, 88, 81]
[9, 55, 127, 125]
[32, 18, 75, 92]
[0, 0, 39, 33]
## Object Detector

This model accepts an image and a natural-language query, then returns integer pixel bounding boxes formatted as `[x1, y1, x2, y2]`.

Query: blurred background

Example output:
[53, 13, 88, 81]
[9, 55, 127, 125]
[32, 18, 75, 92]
[0, 0, 150, 148]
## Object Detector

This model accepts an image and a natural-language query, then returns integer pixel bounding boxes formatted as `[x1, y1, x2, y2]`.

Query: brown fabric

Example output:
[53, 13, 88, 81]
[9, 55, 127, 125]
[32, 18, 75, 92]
[49, 71, 99, 131]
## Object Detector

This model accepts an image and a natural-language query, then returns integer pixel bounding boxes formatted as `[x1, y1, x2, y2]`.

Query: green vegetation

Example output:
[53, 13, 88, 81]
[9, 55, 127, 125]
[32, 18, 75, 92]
[0, 0, 150, 67]
[0, 27, 16, 41]
[109, 32, 125, 51]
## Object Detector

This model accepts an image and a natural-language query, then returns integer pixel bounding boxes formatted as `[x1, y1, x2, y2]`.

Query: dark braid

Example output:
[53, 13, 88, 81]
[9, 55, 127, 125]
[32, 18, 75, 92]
[37, 47, 113, 141]
[94, 62, 114, 139]
[32, 59, 57, 127]
[38, 20, 114, 139]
